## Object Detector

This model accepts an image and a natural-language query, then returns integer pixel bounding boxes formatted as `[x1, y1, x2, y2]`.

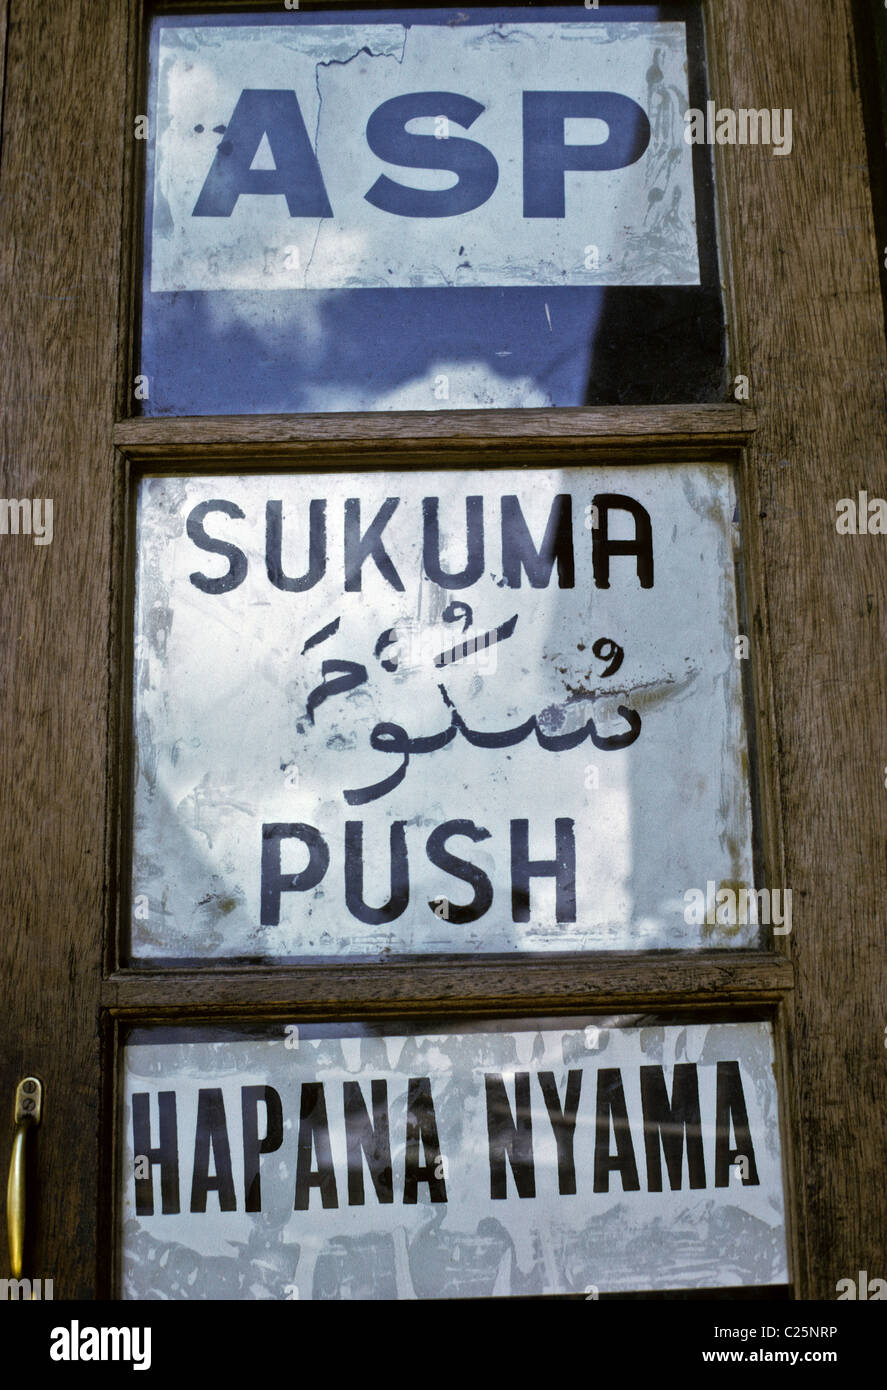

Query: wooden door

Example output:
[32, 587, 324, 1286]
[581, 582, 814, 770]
[1, 0, 886, 1304]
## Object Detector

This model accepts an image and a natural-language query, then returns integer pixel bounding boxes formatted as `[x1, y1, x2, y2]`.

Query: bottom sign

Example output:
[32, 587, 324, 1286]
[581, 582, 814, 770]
[120, 1018, 788, 1299]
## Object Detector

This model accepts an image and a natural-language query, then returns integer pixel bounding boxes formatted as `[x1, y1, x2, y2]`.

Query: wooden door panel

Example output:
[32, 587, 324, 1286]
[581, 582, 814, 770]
[0, 0, 885, 1301]
[0, 0, 127, 1297]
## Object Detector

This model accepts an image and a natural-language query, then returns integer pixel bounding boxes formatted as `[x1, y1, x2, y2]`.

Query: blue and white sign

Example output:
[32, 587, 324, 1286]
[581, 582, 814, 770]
[149, 18, 701, 292]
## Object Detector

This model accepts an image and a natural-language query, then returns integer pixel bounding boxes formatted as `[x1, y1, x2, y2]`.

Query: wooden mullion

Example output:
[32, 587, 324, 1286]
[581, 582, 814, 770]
[102, 949, 793, 1016]
[113, 404, 755, 462]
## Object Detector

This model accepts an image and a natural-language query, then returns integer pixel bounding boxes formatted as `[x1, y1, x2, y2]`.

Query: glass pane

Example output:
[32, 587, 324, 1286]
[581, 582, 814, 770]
[129, 464, 762, 962]
[119, 1015, 789, 1299]
[136, 4, 725, 414]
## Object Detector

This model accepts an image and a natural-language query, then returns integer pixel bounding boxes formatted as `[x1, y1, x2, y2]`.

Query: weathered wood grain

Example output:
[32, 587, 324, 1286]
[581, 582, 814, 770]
[101, 952, 794, 1016]
[0, 1, 9, 161]
[0, 0, 128, 1298]
[715, 0, 887, 1298]
[113, 404, 755, 457]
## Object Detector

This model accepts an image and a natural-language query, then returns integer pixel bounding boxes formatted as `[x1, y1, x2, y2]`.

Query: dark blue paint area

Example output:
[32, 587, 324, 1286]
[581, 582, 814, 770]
[142, 287, 600, 413]
[141, 284, 723, 413]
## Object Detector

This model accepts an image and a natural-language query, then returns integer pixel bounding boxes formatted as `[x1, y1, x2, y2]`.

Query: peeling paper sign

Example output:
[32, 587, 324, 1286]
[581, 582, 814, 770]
[149, 17, 701, 291]
[131, 466, 755, 959]
[121, 1019, 788, 1299]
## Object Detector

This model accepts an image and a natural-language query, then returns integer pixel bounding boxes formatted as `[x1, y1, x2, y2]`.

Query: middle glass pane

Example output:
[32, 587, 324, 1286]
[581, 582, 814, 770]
[130, 464, 758, 961]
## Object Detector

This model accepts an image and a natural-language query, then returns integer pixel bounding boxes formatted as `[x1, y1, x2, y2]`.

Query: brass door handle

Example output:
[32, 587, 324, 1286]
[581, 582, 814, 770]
[7, 1077, 42, 1279]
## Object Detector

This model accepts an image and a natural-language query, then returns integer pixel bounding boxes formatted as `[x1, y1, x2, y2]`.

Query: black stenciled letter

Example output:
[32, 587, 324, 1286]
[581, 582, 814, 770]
[593, 1068, 641, 1192]
[422, 496, 485, 588]
[132, 1091, 180, 1216]
[260, 823, 330, 926]
[241, 1085, 284, 1213]
[511, 818, 576, 922]
[426, 819, 493, 924]
[501, 495, 574, 589]
[265, 499, 326, 592]
[345, 821, 409, 925]
[403, 1078, 447, 1203]
[193, 89, 333, 217]
[187, 499, 247, 594]
[640, 1064, 706, 1191]
[294, 1083, 338, 1209]
[365, 93, 498, 218]
[485, 1072, 535, 1199]
[523, 92, 651, 218]
[190, 1088, 237, 1213]
[538, 1070, 583, 1195]
[344, 498, 404, 592]
[344, 1080, 393, 1206]
[714, 1061, 760, 1186]
[592, 494, 654, 589]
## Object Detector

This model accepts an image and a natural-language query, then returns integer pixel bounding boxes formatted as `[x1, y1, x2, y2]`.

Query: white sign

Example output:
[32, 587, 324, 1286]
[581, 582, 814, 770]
[149, 19, 700, 291]
[121, 1019, 788, 1299]
[131, 466, 756, 959]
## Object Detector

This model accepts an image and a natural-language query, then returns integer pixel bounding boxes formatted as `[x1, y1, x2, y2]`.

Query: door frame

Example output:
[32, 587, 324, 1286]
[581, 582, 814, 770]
[1, 0, 885, 1300]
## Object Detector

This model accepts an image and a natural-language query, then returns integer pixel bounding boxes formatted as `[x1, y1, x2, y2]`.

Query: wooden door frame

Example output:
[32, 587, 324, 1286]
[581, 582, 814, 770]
[1, 0, 885, 1300]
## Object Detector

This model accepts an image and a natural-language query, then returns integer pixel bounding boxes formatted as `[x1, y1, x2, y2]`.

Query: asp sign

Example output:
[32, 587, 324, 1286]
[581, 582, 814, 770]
[148, 17, 701, 291]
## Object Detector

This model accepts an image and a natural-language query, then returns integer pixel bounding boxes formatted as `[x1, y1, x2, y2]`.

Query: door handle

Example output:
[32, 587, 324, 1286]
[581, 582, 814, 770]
[7, 1077, 43, 1279]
